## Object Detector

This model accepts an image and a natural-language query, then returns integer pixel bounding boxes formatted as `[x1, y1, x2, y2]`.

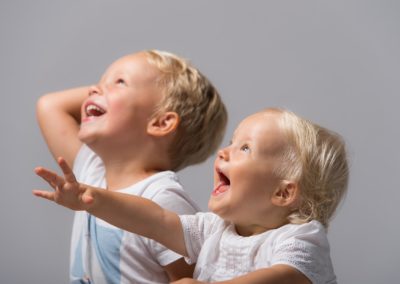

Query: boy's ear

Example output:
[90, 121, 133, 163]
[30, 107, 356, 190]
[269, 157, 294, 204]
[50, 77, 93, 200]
[271, 181, 299, 207]
[147, 112, 179, 137]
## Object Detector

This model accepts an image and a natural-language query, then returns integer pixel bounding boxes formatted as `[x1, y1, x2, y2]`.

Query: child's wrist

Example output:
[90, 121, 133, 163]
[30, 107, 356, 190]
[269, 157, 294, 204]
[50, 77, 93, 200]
[82, 186, 97, 211]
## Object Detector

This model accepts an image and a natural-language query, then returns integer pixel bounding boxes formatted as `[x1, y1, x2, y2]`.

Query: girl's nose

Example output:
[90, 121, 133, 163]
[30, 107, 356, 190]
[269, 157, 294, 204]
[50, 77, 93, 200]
[88, 85, 102, 96]
[218, 147, 229, 161]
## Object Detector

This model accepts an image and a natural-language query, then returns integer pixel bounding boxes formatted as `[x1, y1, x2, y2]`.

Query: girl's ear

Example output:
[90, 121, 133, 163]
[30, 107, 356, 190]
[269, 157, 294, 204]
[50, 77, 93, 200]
[271, 181, 299, 207]
[147, 112, 179, 137]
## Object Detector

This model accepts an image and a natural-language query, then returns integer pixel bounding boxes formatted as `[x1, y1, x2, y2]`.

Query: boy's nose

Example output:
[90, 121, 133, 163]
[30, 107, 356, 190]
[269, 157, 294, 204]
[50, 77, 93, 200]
[88, 85, 102, 96]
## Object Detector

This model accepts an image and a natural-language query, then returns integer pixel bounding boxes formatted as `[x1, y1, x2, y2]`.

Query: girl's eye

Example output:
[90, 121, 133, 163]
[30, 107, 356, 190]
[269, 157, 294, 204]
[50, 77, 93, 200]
[240, 144, 250, 153]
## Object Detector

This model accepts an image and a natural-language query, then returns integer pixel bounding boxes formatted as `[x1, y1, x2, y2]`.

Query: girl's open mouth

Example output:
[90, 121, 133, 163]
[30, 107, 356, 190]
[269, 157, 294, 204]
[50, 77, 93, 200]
[212, 169, 230, 196]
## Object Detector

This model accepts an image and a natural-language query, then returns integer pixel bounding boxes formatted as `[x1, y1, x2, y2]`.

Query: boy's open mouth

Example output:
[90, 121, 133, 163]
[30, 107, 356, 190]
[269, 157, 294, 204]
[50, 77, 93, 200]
[85, 103, 106, 117]
[212, 169, 230, 196]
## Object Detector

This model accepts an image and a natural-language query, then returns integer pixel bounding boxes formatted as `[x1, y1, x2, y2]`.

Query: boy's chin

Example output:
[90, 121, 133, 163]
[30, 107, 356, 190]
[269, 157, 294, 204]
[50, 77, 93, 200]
[78, 130, 98, 146]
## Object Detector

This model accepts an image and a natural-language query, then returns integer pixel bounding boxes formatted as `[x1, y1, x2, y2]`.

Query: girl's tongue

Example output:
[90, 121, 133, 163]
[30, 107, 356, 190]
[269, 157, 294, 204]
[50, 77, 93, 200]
[212, 171, 230, 196]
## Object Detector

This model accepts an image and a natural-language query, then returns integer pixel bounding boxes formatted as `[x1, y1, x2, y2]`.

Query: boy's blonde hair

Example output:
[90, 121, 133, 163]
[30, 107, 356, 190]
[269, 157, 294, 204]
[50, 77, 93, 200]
[144, 50, 228, 171]
[272, 108, 349, 228]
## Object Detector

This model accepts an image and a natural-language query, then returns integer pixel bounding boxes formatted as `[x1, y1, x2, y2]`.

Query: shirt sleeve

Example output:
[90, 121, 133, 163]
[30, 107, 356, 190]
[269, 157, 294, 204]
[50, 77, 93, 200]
[72, 144, 105, 184]
[179, 212, 223, 265]
[271, 221, 337, 284]
[142, 185, 201, 266]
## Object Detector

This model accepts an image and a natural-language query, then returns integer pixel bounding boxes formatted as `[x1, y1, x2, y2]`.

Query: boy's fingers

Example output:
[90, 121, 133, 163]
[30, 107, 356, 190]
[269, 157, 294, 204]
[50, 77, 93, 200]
[35, 167, 65, 190]
[82, 193, 94, 204]
[58, 157, 77, 183]
[32, 190, 55, 201]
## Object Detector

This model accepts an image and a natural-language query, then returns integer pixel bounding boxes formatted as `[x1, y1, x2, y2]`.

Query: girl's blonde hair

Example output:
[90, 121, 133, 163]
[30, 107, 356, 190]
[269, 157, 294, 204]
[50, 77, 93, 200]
[272, 108, 349, 228]
[144, 50, 227, 171]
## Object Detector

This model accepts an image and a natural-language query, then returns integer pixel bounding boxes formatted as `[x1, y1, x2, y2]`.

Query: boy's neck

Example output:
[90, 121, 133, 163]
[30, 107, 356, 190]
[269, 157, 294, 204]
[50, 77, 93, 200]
[104, 161, 161, 191]
[86, 135, 173, 190]
[93, 145, 171, 191]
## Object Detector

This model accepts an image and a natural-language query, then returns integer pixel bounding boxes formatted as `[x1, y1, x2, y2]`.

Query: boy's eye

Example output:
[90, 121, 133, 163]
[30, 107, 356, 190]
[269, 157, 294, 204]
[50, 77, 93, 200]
[116, 78, 126, 86]
[240, 144, 250, 153]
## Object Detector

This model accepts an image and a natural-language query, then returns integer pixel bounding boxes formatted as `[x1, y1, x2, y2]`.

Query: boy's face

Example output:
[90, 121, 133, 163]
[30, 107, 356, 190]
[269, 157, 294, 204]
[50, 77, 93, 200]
[208, 111, 288, 233]
[78, 53, 162, 147]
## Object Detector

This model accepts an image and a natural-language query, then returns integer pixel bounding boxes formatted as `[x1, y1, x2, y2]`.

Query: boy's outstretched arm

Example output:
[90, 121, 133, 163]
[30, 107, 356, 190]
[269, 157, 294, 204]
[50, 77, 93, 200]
[37, 87, 89, 166]
[33, 158, 188, 257]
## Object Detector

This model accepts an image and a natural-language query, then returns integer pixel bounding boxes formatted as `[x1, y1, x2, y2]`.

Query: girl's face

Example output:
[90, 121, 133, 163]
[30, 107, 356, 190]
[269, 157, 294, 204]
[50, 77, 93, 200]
[208, 111, 288, 235]
[78, 53, 162, 148]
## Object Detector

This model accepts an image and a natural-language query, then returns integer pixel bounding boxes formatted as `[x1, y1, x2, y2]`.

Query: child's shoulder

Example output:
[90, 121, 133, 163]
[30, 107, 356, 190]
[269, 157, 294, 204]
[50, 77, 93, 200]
[134, 171, 182, 197]
[271, 221, 336, 283]
[138, 171, 200, 214]
[73, 144, 104, 182]
[273, 220, 329, 248]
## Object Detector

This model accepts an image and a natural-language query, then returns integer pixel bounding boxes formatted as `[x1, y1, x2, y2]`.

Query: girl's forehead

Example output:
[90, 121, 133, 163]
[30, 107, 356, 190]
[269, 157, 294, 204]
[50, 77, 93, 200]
[236, 112, 279, 133]
[234, 112, 287, 150]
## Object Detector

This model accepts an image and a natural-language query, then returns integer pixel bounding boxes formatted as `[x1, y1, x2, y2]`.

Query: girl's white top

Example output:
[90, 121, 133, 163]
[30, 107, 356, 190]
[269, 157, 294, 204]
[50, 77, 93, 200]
[179, 212, 337, 284]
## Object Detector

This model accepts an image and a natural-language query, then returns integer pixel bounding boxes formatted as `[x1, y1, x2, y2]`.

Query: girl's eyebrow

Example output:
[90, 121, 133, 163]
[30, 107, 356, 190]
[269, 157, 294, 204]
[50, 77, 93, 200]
[231, 130, 238, 140]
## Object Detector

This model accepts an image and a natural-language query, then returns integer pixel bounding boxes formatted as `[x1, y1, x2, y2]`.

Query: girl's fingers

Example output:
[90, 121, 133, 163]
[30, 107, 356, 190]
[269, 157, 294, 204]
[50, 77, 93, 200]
[32, 190, 55, 201]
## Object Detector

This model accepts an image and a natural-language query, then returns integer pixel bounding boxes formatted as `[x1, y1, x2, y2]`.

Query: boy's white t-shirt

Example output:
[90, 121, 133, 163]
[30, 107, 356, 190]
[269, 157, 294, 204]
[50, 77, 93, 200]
[179, 212, 337, 284]
[70, 145, 200, 284]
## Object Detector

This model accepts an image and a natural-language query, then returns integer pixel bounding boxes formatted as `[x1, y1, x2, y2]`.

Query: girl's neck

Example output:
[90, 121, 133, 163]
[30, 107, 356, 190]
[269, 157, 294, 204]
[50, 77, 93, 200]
[234, 217, 290, 237]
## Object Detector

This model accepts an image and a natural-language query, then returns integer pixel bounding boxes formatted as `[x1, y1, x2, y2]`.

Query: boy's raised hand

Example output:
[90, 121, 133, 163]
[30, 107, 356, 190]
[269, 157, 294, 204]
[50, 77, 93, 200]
[33, 157, 94, 210]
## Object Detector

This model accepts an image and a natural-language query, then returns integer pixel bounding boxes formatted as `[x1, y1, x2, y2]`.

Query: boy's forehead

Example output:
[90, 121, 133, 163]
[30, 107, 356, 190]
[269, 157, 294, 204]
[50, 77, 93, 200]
[105, 54, 146, 73]
[102, 53, 159, 83]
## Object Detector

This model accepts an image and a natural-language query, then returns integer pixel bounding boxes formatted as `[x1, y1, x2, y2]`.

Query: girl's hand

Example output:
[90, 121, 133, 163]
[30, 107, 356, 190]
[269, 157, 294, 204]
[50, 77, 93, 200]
[33, 157, 94, 210]
[171, 278, 206, 284]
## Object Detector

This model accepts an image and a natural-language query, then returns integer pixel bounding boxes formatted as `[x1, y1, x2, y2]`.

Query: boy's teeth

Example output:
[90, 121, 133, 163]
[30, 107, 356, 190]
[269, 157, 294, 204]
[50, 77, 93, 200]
[86, 104, 105, 116]
[87, 105, 103, 112]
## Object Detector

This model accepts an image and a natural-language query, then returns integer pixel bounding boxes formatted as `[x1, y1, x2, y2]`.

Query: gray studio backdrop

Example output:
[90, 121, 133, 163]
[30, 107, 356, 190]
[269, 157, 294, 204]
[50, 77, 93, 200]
[1, 1, 398, 283]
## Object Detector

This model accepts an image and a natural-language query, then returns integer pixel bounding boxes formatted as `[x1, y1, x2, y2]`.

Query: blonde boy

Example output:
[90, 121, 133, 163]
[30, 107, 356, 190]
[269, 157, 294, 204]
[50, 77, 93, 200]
[35, 50, 227, 283]
[35, 108, 348, 283]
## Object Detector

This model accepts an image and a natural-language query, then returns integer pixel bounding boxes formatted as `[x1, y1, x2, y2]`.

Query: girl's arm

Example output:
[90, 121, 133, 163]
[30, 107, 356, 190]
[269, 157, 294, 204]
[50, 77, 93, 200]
[36, 87, 89, 166]
[218, 265, 310, 284]
[171, 265, 311, 284]
[33, 157, 188, 257]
